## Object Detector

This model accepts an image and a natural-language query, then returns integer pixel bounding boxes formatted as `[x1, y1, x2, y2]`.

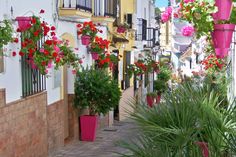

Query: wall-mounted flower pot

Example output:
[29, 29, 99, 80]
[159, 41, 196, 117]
[156, 94, 161, 104]
[16, 16, 32, 31]
[81, 35, 91, 46]
[91, 52, 99, 60]
[215, 48, 229, 58]
[80, 115, 98, 141]
[146, 96, 154, 107]
[117, 26, 126, 33]
[213, 0, 232, 21]
[212, 24, 235, 49]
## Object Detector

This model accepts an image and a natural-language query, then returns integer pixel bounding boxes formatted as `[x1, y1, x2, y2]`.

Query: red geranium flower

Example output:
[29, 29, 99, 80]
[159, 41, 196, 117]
[12, 51, 16, 56]
[19, 51, 24, 56]
[13, 38, 19, 43]
[40, 9, 45, 14]
[51, 26, 56, 31]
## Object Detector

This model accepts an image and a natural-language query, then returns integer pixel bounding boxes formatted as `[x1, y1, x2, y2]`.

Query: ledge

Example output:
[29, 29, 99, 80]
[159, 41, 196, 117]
[59, 8, 92, 19]
[91, 16, 115, 23]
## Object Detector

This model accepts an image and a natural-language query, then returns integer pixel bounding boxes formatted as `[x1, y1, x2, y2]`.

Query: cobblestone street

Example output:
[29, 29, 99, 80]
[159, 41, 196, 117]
[49, 121, 137, 157]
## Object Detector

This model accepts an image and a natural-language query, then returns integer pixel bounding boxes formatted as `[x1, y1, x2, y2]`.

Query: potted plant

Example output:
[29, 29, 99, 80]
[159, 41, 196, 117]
[153, 80, 168, 104]
[74, 68, 121, 141]
[157, 65, 171, 82]
[201, 54, 225, 74]
[117, 22, 130, 33]
[90, 36, 110, 60]
[77, 21, 101, 46]
[213, 0, 233, 21]
[0, 19, 14, 50]
[16, 16, 32, 32]
[146, 92, 157, 107]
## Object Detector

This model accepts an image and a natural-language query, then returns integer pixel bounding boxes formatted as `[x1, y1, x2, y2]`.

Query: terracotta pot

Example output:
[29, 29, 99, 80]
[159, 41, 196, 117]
[213, 0, 232, 21]
[81, 35, 91, 45]
[80, 115, 98, 141]
[16, 16, 32, 31]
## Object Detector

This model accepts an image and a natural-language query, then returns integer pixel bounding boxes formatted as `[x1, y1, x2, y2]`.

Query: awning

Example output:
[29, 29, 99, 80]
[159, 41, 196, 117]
[112, 33, 129, 43]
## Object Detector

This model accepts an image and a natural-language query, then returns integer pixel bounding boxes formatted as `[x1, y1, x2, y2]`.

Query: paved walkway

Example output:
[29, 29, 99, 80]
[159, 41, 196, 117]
[49, 121, 137, 157]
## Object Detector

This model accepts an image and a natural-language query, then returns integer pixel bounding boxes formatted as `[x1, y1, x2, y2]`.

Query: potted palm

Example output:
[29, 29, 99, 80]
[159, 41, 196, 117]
[74, 68, 121, 141]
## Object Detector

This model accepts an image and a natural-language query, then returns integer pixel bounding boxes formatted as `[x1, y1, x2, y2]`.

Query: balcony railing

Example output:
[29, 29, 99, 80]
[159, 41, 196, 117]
[135, 18, 147, 41]
[146, 28, 159, 48]
[94, 0, 117, 18]
[62, 0, 92, 13]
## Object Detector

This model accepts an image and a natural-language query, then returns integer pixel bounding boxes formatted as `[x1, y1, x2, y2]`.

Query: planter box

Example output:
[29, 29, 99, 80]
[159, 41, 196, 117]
[80, 115, 98, 142]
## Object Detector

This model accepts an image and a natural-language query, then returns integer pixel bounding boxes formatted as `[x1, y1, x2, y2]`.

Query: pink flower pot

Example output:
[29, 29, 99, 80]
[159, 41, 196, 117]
[156, 94, 161, 104]
[146, 96, 154, 107]
[80, 115, 98, 141]
[195, 142, 209, 157]
[117, 26, 126, 33]
[91, 52, 99, 60]
[16, 16, 32, 31]
[212, 24, 235, 49]
[213, 0, 232, 21]
[215, 48, 229, 58]
[81, 35, 91, 45]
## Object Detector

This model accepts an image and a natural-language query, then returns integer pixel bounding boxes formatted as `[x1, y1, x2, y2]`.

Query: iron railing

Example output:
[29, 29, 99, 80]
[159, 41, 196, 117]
[21, 32, 46, 98]
[62, 0, 92, 12]
[94, 0, 117, 18]
[135, 18, 147, 41]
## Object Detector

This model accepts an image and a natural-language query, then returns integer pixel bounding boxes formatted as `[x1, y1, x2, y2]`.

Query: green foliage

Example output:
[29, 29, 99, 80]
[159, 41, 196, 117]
[153, 80, 168, 94]
[0, 19, 14, 49]
[157, 66, 171, 82]
[146, 92, 157, 97]
[74, 68, 121, 115]
[120, 82, 236, 157]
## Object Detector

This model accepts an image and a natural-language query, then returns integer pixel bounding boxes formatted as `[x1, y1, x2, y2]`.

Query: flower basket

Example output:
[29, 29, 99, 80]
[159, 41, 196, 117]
[212, 24, 235, 49]
[215, 48, 229, 59]
[91, 52, 99, 60]
[146, 95, 154, 107]
[80, 115, 98, 141]
[16, 16, 32, 31]
[213, 0, 232, 21]
[81, 35, 91, 45]
[117, 26, 126, 33]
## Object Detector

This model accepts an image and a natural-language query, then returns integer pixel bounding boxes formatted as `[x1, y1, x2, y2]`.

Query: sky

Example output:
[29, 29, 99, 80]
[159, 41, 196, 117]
[155, 0, 168, 8]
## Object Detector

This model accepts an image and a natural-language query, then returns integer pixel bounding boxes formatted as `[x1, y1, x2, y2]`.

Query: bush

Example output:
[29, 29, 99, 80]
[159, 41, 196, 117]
[153, 80, 168, 94]
[74, 68, 121, 115]
[157, 66, 171, 82]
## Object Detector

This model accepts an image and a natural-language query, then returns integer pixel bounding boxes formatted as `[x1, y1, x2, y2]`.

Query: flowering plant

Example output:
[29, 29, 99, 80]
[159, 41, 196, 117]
[0, 19, 14, 49]
[97, 53, 118, 69]
[161, 6, 172, 23]
[201, 54, 225, 73]
[77, 21, 102, 39]
[181, 25, 195, 36]
[17, 11, 83, 75]
[178, 0, 217, 38]
[90, 37, 110, 54]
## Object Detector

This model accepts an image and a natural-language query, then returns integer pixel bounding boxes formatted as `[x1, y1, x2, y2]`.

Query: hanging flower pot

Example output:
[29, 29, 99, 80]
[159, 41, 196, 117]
[91, 52, 99, 60]
[156, 94, 161, 104]
[215, 48, 229, 58]
[213, 0, 232, 21]
[80, 115, 98, 141]
[146, 95, 154, 107]
[212, 24, 235, 49]
[117, 26, 126, 33]
[16, 16, 32, 31]
[81, 35, 91, 46]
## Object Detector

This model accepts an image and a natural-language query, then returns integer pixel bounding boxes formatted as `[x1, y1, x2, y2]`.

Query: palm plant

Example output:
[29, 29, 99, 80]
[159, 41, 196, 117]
[119, 82, 236, 157]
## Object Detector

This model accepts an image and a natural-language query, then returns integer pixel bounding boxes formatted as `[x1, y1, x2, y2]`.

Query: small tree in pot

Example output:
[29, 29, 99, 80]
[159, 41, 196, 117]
[74, 67, 121, 141]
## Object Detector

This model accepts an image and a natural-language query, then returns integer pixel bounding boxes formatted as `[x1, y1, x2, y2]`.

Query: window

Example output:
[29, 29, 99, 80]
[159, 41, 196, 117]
[21, 32, 46, 97]
[0, 48, 4, 73]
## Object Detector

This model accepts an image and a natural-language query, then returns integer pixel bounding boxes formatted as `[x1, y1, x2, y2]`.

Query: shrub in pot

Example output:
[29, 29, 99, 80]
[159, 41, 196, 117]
[153, 80, 168, 104]
[157, 66, 171, 82]
[74, 68, 121, 141]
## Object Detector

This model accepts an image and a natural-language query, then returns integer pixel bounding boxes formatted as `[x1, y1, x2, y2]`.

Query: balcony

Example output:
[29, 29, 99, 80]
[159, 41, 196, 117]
[135, 18, 147, 41]
[59, 0, 93, 19]
[146, 28, 159, 48]
[92, 0, 117, 22]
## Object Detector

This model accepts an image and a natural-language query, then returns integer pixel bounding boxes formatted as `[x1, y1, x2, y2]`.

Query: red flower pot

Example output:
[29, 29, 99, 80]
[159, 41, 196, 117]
[91, 52, 99, 60]
[195, 142, 209, 157]
[117, 26, 126, 33]
[16, 16, 32, 31]
[212, 24, 235, 49]
[80, 115, 98, 141]
[213, 0, 232, 21]
[81, 35, 91, 45]
[156, 94, 161, 104]
[215, 48, 229, 58]
[146, 96, 154, 107]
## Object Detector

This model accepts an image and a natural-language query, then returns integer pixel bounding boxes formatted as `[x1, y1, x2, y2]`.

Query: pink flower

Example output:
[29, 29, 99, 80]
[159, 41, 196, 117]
[166, 7, 172, 16]
[47, 62, 53, 68]
[181, 25, 195, 36]
[184, 0, 195, 3]
[161, 12, 170, 23]
[54, 45, 60, 53]
[72, 69, 76, 75]
[45, 69, 49, 74]
[39, 48, 44, 53]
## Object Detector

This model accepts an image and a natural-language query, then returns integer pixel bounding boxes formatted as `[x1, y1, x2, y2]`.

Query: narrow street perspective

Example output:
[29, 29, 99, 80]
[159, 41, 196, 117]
[1, 0, 236, 157]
